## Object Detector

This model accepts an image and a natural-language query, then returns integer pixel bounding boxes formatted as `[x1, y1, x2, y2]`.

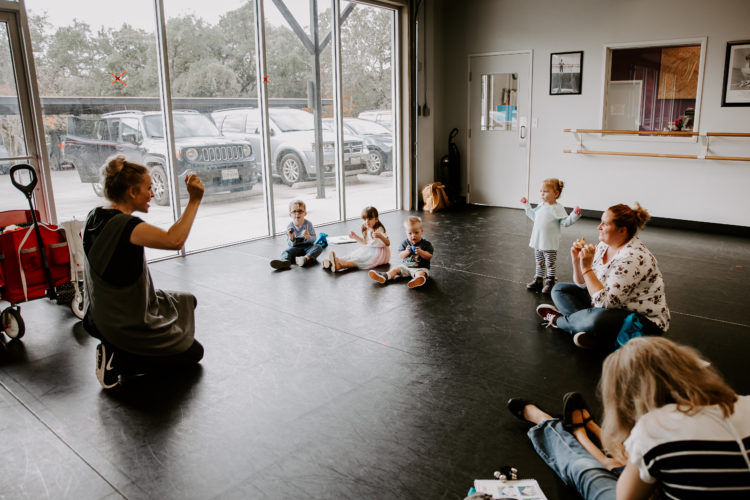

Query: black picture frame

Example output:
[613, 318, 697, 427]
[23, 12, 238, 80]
[550, 51, 583, 95]
[721, 40, 750, 107]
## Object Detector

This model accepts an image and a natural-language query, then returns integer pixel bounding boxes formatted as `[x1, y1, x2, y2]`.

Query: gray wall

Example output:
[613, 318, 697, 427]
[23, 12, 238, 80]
[425, 0, 750, 226]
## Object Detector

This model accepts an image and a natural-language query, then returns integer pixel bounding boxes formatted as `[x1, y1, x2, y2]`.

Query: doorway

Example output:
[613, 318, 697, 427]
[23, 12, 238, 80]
[467, 51, 532, 207]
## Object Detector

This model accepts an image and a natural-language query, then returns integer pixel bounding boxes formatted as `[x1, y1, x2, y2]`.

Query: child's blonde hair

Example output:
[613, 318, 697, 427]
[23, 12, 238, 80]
[361, 206, 385, 239]
[542, 178, 564, 196]
[404, 216, 422, 229]
[289, 200, 306, 212]
[599, 336, 737, 462]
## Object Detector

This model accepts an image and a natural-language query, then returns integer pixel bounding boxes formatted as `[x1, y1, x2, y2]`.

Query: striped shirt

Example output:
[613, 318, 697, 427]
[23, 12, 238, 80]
[624, 395, 750, 499]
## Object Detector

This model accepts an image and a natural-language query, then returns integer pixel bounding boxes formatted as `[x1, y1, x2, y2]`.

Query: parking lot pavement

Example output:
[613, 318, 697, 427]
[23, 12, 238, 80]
[0, 169, 396, 254]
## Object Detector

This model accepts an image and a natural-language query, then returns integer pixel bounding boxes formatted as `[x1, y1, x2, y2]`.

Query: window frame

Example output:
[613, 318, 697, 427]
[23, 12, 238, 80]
[600, 37, 707, 142]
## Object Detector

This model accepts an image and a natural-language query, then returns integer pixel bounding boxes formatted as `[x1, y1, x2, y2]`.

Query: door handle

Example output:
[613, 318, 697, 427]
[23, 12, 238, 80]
[520, 125, 527, 139]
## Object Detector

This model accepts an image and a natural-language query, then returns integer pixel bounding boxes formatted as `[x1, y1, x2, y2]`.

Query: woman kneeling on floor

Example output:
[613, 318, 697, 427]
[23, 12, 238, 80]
[536, 203, 669, 349]
[83, 155, 205, 389]
[508, 336, 750, 500]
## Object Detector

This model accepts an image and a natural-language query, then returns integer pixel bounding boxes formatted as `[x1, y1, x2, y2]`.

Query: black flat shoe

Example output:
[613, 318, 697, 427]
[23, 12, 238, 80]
[507, 397, 534, 422]
[562, 391, 595, 431]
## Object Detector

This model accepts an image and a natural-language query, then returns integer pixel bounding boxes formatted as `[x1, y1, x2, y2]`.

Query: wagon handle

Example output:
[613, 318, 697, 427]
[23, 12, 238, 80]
[9, 164, 38, 199]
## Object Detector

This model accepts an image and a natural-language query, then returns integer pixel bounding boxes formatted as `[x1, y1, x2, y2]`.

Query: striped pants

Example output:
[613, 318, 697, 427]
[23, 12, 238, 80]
[534, 249, 557, 279]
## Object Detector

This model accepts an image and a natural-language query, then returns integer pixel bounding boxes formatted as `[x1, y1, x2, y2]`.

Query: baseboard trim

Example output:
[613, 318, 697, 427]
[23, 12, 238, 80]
[577, 208, 750, 238]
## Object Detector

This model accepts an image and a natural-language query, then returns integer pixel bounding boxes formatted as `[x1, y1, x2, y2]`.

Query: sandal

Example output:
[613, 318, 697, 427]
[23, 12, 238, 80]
[562, 391, 595, 431]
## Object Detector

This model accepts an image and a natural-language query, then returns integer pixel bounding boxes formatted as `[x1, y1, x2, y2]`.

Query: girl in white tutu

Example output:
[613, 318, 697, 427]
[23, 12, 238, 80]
[324, 206, 390, 272]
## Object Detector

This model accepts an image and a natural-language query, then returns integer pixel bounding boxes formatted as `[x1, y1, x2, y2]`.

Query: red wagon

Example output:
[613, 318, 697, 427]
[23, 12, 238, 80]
[0, 165, 83, 340]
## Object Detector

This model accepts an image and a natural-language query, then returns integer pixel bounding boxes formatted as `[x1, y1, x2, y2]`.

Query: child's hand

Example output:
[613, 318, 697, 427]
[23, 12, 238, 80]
[303, 229, 311, 240]
[574, 205, 581, 215]
[349, 230, 357, 239]
[288, 227, 295, 239]
[520, 196, 528, 205]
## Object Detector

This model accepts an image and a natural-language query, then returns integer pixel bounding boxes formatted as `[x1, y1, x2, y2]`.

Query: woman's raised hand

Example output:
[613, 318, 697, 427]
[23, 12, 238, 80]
[579, 244, 596, 269]
[185, 173, 204, 202]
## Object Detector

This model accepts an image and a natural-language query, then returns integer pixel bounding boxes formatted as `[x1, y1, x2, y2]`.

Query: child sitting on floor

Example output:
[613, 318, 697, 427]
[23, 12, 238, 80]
[270, 200, 324, 270]
[324, 206, 390, 272]
[369, 216, 433, 288]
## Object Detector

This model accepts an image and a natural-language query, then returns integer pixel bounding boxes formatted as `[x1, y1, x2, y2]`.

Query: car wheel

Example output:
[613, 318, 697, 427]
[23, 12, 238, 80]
[366, 150, 384, 175]
[279, 153, 305, 186]
[1, 307, 25, 340]
[92, 182, 104, 197]
[150, 164, 169, 206]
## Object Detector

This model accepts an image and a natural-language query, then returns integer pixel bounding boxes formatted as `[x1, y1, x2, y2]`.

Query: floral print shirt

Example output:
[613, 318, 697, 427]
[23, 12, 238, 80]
[587, 236, 670, 331]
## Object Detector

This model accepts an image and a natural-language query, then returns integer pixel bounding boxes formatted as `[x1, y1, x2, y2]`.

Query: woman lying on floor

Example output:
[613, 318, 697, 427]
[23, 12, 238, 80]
[508, 337, 750, 499]
[83, 155, 205, 389]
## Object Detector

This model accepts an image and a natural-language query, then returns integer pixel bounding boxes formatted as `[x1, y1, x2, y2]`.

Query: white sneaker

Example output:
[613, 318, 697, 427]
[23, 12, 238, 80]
[96, 343, 120, 389]
[295, 256, 307, 267]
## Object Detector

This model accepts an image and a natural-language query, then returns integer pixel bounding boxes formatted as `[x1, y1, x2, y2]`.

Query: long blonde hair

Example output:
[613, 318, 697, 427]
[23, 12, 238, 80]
[600, 337, 737, 461]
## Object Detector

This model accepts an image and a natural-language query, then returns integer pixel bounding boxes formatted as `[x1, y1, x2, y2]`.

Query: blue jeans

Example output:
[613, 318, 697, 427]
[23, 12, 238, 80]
[528, 419, 617, 500]
[551, 283, 662, 346]
[282, 243, 324, 262]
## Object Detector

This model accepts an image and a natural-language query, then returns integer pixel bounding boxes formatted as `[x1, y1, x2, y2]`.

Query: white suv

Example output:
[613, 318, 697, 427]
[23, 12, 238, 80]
[212, 107, 366, 186]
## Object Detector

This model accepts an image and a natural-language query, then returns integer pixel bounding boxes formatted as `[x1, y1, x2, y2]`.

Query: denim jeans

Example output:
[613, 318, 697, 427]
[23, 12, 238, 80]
[528, 419, 617, 500]
[282, 243, 324, 261]
[551, 282, 662, 346]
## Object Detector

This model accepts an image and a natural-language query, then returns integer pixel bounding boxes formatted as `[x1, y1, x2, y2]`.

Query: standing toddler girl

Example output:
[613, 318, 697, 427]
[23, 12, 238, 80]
[521, 178, 581, 293]
[324, 206, 390, 272]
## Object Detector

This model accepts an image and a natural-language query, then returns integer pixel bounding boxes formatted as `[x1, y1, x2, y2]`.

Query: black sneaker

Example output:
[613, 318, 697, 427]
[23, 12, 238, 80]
[96, 343, 120, 389]
[526, 277, 543, 290]
[270, 259, 292, 270]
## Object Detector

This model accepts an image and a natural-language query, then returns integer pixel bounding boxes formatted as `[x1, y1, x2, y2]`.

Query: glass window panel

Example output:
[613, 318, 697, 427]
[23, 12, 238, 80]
[480, 72, 518, 132]
[340, 2, 396, 219]
[605, 44, 701, 132]
[0, 19, 32, 214]
[26, 0, 177, 259]
[164, 0, 263, 251]
[265, 0, 341, 233]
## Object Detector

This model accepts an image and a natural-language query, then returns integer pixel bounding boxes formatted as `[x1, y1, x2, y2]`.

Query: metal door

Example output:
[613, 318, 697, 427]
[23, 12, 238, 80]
[467, 51, 532, 207]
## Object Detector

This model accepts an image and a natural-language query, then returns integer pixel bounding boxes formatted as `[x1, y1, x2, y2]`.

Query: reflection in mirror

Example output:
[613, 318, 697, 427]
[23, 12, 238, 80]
[605, 44, 701, 132]
[480, 73, 518, 131]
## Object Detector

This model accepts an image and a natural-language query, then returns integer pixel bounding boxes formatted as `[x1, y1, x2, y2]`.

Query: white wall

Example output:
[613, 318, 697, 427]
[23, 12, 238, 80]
[428, 0, 750, 226]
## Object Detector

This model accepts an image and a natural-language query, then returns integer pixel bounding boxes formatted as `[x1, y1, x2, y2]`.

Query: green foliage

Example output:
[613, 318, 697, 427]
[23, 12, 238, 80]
[28, 1, 393, 113]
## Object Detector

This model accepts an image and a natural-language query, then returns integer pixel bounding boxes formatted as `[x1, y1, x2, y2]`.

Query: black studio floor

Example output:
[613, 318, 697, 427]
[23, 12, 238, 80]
[1, 206, 749, 500]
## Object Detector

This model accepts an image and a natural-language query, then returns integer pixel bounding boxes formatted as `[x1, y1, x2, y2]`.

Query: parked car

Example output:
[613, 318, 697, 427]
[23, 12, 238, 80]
[212, 107, 367, 186]
[0, 144, 12, 175]
[323, 118, 392, 175]
[64, 110, 258, 205]
[357, 110, 393, 131]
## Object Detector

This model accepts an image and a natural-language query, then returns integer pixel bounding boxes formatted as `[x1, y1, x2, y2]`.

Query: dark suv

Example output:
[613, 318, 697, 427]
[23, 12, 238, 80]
[64, 110, 258, 205]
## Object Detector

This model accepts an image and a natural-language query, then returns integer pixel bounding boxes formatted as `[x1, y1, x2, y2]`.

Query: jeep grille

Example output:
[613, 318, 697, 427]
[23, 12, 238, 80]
[199, 146, 245, 162]
[344, 142, 363, 154]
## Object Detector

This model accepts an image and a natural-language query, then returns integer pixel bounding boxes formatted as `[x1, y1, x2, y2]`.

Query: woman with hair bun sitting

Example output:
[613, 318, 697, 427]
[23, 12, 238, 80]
[83, 155, 205, 389]
[535, 203, 670, 349]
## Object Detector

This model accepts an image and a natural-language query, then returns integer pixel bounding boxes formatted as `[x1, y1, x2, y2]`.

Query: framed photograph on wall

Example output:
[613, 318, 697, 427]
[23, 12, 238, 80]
[721, 40, 750, 106]
[550, 51, 583, 95]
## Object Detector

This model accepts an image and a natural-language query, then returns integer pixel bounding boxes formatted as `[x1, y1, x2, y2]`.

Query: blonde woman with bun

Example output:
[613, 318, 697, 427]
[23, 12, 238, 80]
[83, 155, 205, 389]
[535, 203, 670, 349]
[508, 337, 750, 500]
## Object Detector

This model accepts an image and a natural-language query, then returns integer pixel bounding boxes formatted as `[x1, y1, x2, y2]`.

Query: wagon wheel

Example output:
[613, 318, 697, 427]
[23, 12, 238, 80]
[1, 307, 25, 339]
